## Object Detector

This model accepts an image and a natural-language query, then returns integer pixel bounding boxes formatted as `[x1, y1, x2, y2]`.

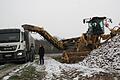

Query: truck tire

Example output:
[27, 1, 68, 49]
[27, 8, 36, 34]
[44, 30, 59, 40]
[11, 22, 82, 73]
[22, 57, 27, 63]
[22, 53, 28, 63]
[30, 50, 35, 62]
[32, 54, 35, 62]
[30, 54, 34, 62]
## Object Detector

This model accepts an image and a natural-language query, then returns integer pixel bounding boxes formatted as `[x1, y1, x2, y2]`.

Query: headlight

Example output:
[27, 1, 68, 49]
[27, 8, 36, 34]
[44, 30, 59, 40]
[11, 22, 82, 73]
[17, 52, 23, 56]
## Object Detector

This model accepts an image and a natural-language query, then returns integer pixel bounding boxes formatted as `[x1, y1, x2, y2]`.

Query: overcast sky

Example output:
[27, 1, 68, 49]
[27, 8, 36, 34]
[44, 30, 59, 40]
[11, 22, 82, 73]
[0, 0, 120, 39]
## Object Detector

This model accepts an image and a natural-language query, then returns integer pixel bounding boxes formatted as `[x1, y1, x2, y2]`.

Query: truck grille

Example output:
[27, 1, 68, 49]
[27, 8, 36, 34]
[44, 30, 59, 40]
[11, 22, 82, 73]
[0, 45, 17, 51]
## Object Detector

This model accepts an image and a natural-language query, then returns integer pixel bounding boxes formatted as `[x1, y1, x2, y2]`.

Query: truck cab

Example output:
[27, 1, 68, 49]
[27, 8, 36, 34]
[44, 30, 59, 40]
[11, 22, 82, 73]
[0, 28, 35, 64]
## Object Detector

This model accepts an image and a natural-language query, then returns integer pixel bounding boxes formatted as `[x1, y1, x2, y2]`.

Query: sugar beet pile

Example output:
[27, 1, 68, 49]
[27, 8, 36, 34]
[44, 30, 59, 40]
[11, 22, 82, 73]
[43, 35, 120, 80]
[80, 35, 120, 73]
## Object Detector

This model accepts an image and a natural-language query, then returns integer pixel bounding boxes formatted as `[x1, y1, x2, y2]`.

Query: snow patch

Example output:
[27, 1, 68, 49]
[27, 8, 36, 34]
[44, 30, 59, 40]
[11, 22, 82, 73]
[2, 62, 32, 80]
[42, 57, 105, 80]
[43, 57, 62, 80]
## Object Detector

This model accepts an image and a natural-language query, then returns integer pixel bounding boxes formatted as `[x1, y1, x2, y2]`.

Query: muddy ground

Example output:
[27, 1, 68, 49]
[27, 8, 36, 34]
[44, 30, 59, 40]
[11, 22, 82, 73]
[0, 54, 119, 80]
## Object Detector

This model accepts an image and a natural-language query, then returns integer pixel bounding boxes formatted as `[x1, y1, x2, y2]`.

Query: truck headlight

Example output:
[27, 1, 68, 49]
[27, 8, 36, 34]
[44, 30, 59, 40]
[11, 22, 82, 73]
[17, 53, 23, 56]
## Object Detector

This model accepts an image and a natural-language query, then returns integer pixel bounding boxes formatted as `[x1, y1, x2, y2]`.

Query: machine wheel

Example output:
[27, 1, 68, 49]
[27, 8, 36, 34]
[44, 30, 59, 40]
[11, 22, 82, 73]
[87, 44, 96, 50]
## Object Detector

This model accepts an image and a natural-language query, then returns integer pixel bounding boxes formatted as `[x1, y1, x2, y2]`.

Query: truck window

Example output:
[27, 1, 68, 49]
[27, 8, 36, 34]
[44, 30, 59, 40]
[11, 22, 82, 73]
[0, 32, 20, 43]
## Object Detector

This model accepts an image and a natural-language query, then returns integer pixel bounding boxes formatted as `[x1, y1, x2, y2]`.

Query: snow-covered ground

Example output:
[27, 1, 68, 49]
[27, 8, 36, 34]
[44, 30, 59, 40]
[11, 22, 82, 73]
[42, 35, 120, 79]
[2, 57, 106, 80]
[2, 62, 33, 80]
[42, 57, 105, 80]
[42, 35, 120, 80]
[2, 35, 120, 80]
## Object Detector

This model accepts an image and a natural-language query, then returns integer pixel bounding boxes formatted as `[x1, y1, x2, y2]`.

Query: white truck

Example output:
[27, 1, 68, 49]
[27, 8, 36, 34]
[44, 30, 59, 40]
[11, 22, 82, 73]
[0, 27, 35, 64]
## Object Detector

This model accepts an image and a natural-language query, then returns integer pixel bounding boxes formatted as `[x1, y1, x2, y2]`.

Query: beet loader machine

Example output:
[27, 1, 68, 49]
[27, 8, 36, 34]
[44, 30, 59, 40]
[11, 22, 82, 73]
[22, 17, 120, 63]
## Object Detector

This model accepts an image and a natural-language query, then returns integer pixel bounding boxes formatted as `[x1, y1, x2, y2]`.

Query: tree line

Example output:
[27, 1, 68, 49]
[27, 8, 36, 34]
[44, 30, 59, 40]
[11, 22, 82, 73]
[35, 39, 62, 54]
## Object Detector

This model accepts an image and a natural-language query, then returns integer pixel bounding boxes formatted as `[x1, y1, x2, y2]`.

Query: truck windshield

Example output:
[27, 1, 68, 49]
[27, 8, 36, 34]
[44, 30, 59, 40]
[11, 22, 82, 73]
[0, 32, 20, 43]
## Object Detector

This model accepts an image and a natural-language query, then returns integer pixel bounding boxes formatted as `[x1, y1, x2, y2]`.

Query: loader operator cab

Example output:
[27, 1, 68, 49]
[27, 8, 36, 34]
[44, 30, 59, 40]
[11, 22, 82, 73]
[83, 17, 107, 36]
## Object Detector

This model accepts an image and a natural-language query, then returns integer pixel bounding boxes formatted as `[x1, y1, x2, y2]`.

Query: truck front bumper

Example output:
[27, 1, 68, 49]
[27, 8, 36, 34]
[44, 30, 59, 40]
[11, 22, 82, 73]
[0, 50, 26, 62]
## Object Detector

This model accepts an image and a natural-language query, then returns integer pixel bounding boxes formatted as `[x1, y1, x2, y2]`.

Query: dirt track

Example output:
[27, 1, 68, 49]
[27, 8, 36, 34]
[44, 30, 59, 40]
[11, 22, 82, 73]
[0, 64, 20, 79]
[0, 54, 120, 80]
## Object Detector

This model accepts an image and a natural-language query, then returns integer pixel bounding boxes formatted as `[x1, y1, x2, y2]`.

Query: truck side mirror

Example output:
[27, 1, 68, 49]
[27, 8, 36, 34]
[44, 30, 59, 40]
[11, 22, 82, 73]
[109, 19, 112, 23]
[83, 19, 86, 24]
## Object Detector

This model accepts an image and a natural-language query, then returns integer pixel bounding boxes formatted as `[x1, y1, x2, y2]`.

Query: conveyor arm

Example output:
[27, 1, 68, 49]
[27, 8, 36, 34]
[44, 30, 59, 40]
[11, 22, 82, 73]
[22, 24, 65, 50]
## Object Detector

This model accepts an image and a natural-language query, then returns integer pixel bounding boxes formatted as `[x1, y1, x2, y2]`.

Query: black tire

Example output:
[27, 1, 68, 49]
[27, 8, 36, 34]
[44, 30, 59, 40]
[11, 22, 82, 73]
[22, 53, 28, 63]
[30, 50, 35, 62]
[30, 54, 34, 62]
[22, 57, 27, 63]
[27, 53, 30, 62]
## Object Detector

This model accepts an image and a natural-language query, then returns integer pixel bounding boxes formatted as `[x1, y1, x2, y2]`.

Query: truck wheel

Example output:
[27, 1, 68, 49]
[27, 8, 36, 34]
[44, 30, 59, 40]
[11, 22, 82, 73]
[22, 57, 27, 63]
[23, 53, 28, 63]
[30, 54, 34, 62]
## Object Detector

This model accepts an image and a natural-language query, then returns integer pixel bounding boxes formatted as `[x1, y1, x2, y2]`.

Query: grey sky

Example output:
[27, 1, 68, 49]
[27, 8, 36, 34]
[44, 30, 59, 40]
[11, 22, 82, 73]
[0, 0, 120, 39]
